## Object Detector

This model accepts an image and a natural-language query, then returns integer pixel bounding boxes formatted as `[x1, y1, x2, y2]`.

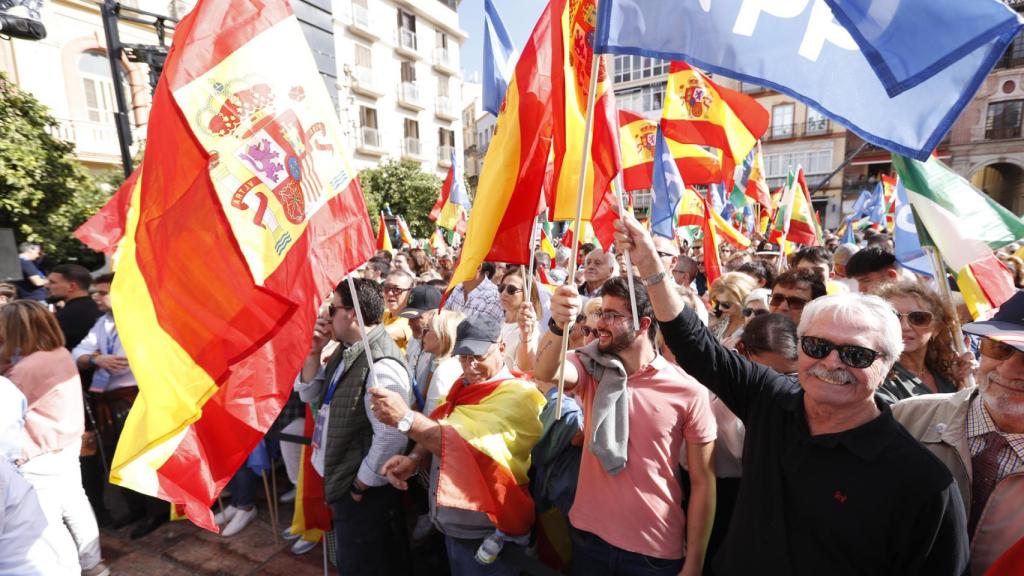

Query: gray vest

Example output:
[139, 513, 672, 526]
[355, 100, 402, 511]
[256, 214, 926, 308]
[320, 324, 405, 504]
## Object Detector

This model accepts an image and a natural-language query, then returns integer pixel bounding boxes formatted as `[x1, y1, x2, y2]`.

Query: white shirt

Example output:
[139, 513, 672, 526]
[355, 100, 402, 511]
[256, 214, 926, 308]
[0, 378, 26, 466]
[424, 357, 463, 415]
[71, 313, 136, 392]
[0, 463, 68, 575]
[500, 321, 539, 372]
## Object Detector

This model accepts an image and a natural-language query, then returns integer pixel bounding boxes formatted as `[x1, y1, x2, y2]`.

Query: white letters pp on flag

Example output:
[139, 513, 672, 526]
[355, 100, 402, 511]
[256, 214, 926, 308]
[595, 0, 1024, 160]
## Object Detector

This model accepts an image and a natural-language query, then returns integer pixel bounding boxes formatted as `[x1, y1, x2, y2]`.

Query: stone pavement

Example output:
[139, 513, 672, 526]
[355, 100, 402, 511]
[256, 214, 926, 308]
[98, 504, 331, 576]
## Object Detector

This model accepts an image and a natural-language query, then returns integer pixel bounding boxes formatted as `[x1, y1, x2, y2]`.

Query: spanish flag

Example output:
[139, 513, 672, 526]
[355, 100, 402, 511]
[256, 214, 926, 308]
[770, 168, 820, 246]
[289, 407, 331, 538]
[430, 147, 469, 235]
[661, 62, 768, 189]
[447, 1, 554, 289]
[676, 188, 750, 249]
[703, 195, 724, 286]
[396, 214, 415, 248]
[76, 0, 374, 530]
[618, 110, 720, 191]
[429, 377, 546, 536]
[547, 0, 620, 223]
[377, 211, 393, 251]
[539, 227, 557, 259]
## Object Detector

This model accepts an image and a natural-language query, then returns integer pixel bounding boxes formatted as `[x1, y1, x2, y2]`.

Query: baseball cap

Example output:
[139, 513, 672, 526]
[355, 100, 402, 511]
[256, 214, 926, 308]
[398, 285, 442, 319]
[962, 290, 1024, 353]
[452, 317, 502, 356]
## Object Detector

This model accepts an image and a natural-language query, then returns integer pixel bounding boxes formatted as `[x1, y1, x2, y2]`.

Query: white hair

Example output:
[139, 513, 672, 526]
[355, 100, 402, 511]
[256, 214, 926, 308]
[555, 246, 571, 266]
[797, 293, 904, 367]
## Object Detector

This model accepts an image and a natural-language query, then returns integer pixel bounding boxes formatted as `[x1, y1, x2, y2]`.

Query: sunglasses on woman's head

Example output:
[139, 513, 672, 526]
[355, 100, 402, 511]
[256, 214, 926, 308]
[893, 310, 934, 328]
[800, 335, 881, 369]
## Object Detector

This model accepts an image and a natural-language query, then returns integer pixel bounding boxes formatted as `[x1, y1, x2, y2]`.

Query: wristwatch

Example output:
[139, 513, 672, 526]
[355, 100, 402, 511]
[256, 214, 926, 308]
[547, 317, 565, 337]
[397, 411, 415, 433]
[644, 270, 667, 286]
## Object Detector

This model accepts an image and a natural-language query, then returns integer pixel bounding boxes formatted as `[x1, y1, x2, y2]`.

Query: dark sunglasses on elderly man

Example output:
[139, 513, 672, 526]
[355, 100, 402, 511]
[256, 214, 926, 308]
[800, 336, 882, 369]
[980, 338, 1021, 361]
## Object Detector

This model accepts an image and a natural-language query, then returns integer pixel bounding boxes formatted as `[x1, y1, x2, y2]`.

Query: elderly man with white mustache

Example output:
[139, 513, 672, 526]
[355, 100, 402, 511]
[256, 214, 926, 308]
[587, 211, 969, 576]
[894, 290, 1024, 575]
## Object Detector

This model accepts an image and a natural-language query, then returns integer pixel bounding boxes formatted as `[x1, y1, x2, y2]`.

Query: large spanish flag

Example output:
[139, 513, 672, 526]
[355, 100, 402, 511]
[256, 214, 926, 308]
[429, 377, 545, 536]
[618, 110, 720, 191]
[547, 0, 619, 223]
[661, 62, 768, 189]
[77, 0, 375, 530]
[448, 1, 554, 289]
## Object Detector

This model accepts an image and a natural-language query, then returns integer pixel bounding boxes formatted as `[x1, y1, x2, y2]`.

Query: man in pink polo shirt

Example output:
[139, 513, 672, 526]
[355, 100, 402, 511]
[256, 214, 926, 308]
[535, 276, 716, 576]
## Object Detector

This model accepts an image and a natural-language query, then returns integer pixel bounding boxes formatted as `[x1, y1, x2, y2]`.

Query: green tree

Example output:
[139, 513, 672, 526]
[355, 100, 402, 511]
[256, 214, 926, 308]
[0, 73, 110, 268]
[358, 159, 442, 238]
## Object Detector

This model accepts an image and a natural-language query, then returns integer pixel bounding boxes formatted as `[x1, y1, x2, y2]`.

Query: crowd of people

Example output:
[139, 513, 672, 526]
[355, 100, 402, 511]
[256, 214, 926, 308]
[3, 218, 1023, 575]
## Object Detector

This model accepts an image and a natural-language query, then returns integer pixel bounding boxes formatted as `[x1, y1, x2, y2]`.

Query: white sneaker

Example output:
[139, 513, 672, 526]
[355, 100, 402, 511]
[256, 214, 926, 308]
[213, 504, 240, 526]
[279, 488, 297, 503]
[281, 527, 301, 541]
[221, 506, 257, 537]
[290, 538, 317, 555]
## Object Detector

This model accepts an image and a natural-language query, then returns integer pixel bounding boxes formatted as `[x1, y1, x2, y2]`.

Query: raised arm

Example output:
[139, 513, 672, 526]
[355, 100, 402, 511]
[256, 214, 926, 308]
[532, 285, 580, 389]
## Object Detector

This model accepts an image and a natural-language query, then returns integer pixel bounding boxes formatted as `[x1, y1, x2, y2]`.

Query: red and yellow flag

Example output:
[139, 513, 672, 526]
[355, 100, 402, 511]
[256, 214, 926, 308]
[661, 62, 768, 189]
[77, 0, 374, 531]
[376, 211, 393, 251]
[547, 0, 620, 223]
[429, 377, 545, 536]
[447, 1, 554, 289]
[289, 407, 331, 538]
[396, 215, 415, 248]
[770, 168, 820, 246]
[677, 188, 750, 250]
[618, 110, 720, 191]
[703, 197, 723, 286]
[539, 227, 557, 259]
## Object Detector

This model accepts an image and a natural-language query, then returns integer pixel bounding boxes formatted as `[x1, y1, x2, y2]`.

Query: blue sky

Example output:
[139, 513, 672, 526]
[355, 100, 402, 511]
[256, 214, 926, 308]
[458, 0, 548, 81]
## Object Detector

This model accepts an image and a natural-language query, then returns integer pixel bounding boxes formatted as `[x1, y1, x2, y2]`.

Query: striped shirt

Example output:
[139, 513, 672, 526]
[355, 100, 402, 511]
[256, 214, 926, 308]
[444, 277, 503, 323]
[967, 396, 1024, 482]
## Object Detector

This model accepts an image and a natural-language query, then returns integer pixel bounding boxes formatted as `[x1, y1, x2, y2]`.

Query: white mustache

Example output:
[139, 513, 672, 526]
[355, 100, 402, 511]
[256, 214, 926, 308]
[808, 365, 856, 386]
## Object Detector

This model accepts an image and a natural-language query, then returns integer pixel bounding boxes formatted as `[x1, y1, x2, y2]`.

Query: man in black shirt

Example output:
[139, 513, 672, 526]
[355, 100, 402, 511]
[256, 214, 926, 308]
[47, 264, 102, 350]
[546, 211, 970, 576]
[16, 242, 48, 301]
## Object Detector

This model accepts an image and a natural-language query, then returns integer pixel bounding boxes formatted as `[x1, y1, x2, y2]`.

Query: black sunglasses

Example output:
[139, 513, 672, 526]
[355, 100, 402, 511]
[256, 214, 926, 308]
[742, 307, 769, 318]
[800, 336, 882, 369]
[770, 294, 810, 310]
[499, 285, 523, 296]
[328, 303, 353, 317]
[893, 310, 934, 328]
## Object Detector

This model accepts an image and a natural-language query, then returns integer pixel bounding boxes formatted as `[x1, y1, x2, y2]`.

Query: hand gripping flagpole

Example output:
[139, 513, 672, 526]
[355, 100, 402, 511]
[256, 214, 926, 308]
[923, 245, 976, 388]
[555, 43, 602, 417]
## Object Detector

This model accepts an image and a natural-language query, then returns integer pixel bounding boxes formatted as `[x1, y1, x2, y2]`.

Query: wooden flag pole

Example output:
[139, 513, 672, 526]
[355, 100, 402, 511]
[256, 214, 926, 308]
[555, 45, 602, 417]
[525, 215, 540, 305]
[261, 470, 280, 547]
[613, 159, 641, 332]
[346, 274, 381, 391]
[923, 245, 976, 388]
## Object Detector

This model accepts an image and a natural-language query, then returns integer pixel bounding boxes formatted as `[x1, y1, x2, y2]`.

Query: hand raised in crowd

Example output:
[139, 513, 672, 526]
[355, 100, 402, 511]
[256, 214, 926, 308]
[517, 301, 537, 340]
[94, 355, 130, 373]
[309, 315, 332, 356]
[549, 285, 582, 329]
[950, 350, 978, 383]
[380, 455, 418, 491]
[612, 207, 661, 277]
[367, 386, 409, 427]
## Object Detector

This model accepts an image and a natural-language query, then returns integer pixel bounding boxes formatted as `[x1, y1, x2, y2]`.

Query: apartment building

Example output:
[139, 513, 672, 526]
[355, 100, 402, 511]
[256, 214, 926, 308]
[337, 0, 466, 179]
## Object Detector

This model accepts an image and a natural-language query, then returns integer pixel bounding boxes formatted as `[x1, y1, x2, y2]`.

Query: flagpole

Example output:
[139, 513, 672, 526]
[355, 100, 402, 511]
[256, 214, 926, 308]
[525, 215, 540, 306]
[923, 245, 976, 388]
[555, 47, 603, 417]
[346, 275, 381, 391]
[613, 156, 641, 332]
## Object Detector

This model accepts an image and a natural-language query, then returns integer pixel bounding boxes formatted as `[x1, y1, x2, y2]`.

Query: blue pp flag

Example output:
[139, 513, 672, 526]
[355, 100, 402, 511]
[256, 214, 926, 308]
[893, 178, 934, 277]
[849, 189, 871, 219]
[594, 0, 1023, 160]
[840, 216, 856, 245]
[449, 147, 471, 211]
[651, 126, 686, 239]
[866, 181, 887, 226]
[482, 0, 517, 116]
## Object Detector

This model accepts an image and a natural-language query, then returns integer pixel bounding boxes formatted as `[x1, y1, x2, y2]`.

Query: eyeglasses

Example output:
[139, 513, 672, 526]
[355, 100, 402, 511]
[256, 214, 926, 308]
[595, 309, 631, 323]
[893, 310, 934, 328]
[328, 303, 352, 317]
[458, 344, 499, 364]
[712, 301, 734, 310]
[980, 338, 1020, 361]
[742, 307, 769, 318]
[581, 326, 599, 338]
[383, 284, 412, 296]
[800, 335, 882, 369]
[499, 285, 522, 296]
[770, 294, 810, 310]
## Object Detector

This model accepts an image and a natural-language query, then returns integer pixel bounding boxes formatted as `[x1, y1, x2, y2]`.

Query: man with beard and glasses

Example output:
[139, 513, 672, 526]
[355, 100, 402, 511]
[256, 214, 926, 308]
[894, 290, 1024, 575]
[536, 276, 717, 576]
[604, 210, 968, 576]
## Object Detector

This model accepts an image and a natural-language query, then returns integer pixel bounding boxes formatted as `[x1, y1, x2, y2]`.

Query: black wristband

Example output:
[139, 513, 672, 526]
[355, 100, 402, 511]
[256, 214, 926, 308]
[547, 317, 565, 337]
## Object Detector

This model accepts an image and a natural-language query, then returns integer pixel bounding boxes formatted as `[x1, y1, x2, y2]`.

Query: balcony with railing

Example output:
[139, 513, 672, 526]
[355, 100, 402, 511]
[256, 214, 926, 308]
[435, 96, 456, 119]
[357, 126, 384, 155]
[764, 119, 835, 141]
[396, 28, 419, 58]
[437, 144, 453, 166]
[351, 66, 382, 97]
[403, 137, 422, 159]
[49, 118, 122, 163]
[348, 3, 377, 40]
[433, 47, 456, 74]
[397, 82, 423, 110]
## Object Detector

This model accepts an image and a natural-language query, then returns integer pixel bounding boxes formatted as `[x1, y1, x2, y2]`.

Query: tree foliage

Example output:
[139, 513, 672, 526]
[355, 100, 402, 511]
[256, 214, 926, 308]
[358, 160, 442, 238]
[0, 73, 110, 268]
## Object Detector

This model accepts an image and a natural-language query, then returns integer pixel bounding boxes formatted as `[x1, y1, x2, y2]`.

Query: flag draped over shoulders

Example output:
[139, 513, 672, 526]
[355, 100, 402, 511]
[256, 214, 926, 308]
[80, 0, 374, 531]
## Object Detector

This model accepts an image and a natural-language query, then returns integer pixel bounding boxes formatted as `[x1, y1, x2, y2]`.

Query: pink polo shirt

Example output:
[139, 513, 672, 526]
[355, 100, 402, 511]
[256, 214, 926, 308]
[5, 348, 84, 463]
[568, 353, 716, 560]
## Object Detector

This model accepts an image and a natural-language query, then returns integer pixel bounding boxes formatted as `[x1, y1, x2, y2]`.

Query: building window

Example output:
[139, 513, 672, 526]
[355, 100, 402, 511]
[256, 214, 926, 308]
[437, 76, 449, 97]
[764, 149, 833, 184]
[996, 33, 1024, 69]
[771, 103, 794, 139]
[79, 50, 128, 124]
[359, 106, 379, 147]
[400, 60, 416, 83]
[436, 31, 448, 50]
[397, 9, 417, 51]
[615, 83, 665, 114]
[805, 108, 829, 135]
[404, 118, 420, 140]
[986, 100, 1023, 140]
[613, 55, 669, 84]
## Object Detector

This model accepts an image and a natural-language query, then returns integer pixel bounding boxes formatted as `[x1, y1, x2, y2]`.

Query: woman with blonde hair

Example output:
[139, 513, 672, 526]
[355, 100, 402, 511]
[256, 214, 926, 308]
[708, 272, 759, 341]
[419, 309, 465, 414]
[2, 300, 107, 574]
[876, 280, 974, 404]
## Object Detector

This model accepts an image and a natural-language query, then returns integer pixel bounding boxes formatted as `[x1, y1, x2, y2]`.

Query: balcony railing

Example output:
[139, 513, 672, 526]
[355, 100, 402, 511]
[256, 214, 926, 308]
[765, 120, 834, 140]
[360, 126, 380, 149]
[985, 124, 1023, 140]
[398, 28, 417, 53]
[994, 53, 1024, 70]
[352, 3, 370, 29]
[398, 82, 421, 108]
[438, 144, 453, 165]
[49, 118, 121, 159]
[767, 124, 794, 140]
[403, 137, 422, 158]
[351, 66, 379, 95]
[433, 47, 454, 72]
[435, 96, 455, 118]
